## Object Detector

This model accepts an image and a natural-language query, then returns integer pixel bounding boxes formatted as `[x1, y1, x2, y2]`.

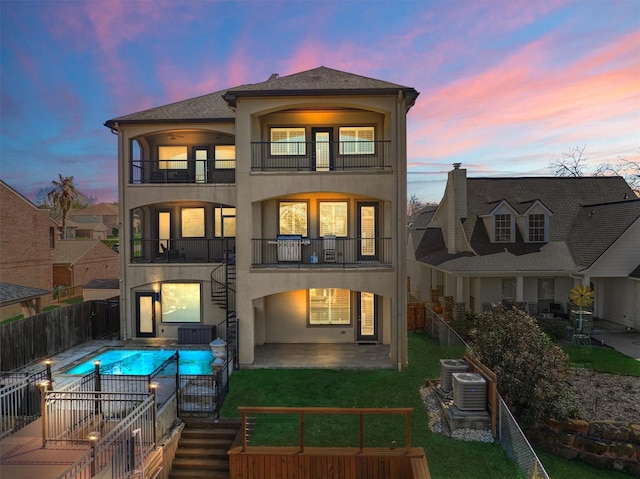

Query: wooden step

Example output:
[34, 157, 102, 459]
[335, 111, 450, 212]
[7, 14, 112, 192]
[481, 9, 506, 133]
[171, 457, 229, 470]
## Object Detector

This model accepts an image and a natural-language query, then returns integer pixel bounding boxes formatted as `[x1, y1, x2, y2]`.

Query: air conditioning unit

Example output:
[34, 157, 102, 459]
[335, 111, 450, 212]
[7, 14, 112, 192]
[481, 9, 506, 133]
[439, 359, 468, 393]
[452, 373, 487, 411]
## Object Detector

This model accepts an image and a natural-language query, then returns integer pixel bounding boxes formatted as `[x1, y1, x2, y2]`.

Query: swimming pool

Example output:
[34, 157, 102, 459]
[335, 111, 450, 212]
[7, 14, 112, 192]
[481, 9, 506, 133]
[64, 349, 214, 375]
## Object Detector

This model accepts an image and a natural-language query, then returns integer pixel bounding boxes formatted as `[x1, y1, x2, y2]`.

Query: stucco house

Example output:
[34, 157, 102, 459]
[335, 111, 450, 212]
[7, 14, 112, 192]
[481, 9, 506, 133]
[408, 164, 640, 330]
[104, 66, 418, 369]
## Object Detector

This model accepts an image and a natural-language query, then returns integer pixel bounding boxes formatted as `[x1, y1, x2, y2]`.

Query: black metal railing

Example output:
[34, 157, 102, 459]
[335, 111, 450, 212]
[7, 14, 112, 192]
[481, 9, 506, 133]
[130, 237, 235, 264]
[251, 237, 392, 267]
[0, 368, 50, 439]
[130, 159, 235, 184]
[251, 140, 391, 171]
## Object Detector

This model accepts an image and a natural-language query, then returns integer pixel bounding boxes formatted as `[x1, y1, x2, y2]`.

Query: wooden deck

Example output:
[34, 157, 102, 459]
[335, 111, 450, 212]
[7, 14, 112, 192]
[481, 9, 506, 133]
[229, 446, 430, 479]
[228, 406, 431, 479]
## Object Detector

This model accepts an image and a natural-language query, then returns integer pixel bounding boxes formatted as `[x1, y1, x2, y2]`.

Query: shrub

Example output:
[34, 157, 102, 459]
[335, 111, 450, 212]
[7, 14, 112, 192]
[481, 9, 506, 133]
[535, 316, 569, 342]
[470, 306, 579, 426]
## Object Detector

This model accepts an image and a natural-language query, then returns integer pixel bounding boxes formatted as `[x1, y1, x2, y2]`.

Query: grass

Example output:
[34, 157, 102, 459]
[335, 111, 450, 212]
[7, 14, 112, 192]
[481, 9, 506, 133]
[222, 332, 637, 478]
[563, 345, 640, 376]
[222, 332, 521, 479]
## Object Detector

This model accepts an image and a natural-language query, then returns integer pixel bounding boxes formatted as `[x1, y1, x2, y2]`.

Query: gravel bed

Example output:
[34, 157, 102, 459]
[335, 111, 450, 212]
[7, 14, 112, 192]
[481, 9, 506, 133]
[420, 384, 494, 443]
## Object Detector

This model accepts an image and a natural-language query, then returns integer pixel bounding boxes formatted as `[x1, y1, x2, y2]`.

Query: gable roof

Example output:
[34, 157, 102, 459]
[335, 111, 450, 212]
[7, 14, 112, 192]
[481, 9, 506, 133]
[415, 175, 637, 274]
[105, 66, 418, 128]
[567, 199, 640, 269]
[54, 240, 116, 264]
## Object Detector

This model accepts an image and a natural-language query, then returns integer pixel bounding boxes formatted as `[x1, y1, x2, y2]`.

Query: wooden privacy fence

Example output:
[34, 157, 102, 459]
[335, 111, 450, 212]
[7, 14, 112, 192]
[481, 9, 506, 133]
[0, 300, 120, 371]
[229, 406, 430, 479]
[407, 302, 426, 330]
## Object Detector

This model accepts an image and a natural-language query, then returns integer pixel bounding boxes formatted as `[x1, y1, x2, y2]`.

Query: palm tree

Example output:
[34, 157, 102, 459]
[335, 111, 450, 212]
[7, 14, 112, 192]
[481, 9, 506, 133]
[47, 174, 79, 239]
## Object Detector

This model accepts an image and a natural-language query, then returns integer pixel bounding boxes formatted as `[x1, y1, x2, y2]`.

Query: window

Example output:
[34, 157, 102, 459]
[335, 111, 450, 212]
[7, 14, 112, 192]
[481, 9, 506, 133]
[529, 213, 545, 242]
[161, 283, 201, 323]
[215, 145, 236, 169]
[319, 201, 348, 237]
[339, 127, 374, 155]
[309, 288, 351, 325]
[181, 207, 205, 238]
[502, 278, 516, 302]
[49, 227, 55, 248]
[279, 201, 308, 236]
[271, 128, 306, 155]
[494, 213, 512, 242]
[215, 207, 236, 237]
[159, 146, 188, 169]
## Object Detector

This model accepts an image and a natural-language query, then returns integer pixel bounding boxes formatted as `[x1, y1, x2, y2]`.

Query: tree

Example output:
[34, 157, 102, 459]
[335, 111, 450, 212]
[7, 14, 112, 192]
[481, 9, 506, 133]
[35, 184, 96, 215]
[407, 193, 424, 220]
[47, 174, 80, 239]
[548, 145, 640, 192]
[547, 145, 589, 177]
[470, 307, 579, 427]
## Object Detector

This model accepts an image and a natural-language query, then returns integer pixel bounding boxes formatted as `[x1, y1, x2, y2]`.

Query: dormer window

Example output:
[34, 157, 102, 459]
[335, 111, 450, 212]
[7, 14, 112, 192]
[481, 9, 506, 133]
[494, 213, 512, 242]
[528, 213, 545, 242]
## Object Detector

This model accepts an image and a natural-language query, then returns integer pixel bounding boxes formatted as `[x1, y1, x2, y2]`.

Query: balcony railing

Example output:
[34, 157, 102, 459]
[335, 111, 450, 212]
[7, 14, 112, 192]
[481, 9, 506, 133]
[251, 141, 391, 171]
[251, 237, 392, 267]
[130, 159, 235, 184]
[130, 238, 235, 264]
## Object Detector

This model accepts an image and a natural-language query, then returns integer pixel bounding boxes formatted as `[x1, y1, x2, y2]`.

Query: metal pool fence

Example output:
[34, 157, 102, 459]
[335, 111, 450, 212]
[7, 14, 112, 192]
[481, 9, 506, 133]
[423, 305, 550, 479]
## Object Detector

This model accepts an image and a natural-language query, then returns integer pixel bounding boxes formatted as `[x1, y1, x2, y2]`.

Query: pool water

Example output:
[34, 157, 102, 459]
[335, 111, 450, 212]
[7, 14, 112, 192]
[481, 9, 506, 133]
[65, 349, 214, 375]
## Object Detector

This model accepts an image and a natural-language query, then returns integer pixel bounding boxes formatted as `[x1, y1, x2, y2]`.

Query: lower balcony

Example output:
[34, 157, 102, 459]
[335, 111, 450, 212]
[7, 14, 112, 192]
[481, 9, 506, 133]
[251, 237, 392, 268]
[130, 238, 235, 263]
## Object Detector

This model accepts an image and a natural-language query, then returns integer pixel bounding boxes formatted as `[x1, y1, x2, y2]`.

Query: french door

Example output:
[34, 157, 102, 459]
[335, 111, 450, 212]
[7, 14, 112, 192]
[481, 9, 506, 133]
[357, 202, 378, 261]
[312, 128, 333, 171]
[357, 291, 378, 342]
[136, 292, 157, 338]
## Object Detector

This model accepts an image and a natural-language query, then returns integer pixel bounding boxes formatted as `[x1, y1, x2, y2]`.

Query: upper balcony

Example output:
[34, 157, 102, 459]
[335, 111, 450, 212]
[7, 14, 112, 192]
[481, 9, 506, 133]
[130, 159, 235, 185]
[251, 141, 391, 172]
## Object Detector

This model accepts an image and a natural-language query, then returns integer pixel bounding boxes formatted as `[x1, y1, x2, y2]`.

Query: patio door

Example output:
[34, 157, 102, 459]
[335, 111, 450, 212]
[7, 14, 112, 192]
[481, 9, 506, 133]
[357, 202, 378, 261]
[312, 128, 332, 171]
[136, 292, 157, 338]
[357, 291, 378, 342]
[194, 147, 209, 183]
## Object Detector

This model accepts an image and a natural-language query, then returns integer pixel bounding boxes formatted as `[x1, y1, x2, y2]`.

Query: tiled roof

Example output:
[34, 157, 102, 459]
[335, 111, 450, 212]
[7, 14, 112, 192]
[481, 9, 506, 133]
[105, 66, 418, 127]
[54, 240, 115, 264]
[0, 282, 50, 306]
[72, 203, 118, 216]
[84, 278, 120, 289]
[415, 176, 637, 273]
[567, 199, 640, 269]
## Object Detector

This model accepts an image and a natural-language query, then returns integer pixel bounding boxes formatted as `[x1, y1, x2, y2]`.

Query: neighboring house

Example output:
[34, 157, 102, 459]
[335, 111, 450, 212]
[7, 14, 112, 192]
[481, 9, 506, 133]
[75, 221, 109, 240]
[70, 203, 119, 237]
[408, 164, 640, 330]
[0, 282, 50, 320]
[0, 180, 56, 318]
[53, 240, 120, 289]
[104, 66, 419, 368]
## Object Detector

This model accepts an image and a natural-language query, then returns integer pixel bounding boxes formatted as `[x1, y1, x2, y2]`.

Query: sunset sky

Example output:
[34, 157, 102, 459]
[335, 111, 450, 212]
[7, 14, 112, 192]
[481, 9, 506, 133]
[1, 0, 638, 204]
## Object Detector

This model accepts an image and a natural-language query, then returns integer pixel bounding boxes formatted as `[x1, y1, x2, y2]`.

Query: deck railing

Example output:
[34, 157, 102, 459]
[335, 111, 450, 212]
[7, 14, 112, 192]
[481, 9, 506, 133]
[251, 141, 391, 171]
[130, 237, 235, 264]
[0, 368, 50, 439]
[45, 391, 156, 479]
[251, 237, 392, 267]
[238, 406, 413, 453]
[130, 159, 235, 184]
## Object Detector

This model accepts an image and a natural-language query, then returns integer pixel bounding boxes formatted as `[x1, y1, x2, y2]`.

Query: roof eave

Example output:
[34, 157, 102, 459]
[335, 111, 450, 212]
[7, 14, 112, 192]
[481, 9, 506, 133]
[104, 117, 235, 130]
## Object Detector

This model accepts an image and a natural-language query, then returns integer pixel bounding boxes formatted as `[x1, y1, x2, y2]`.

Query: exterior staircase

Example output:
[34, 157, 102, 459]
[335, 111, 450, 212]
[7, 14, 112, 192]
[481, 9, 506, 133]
[169, 418, 242, 479]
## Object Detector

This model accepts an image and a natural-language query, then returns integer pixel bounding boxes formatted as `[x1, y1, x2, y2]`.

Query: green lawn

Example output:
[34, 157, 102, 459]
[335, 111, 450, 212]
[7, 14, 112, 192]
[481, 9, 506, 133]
[222, 331, 636, 478]
[563, 345, 640, 376]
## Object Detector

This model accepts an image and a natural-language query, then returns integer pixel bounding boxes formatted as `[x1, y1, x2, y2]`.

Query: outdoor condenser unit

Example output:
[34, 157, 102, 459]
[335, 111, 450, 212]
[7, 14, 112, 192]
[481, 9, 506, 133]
[439, 359, 468, 393]
[452, 373, 487, 411]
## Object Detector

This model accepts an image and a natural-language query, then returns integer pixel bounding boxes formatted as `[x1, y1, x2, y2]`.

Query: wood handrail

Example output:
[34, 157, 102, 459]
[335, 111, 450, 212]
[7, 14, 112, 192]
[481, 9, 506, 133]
[238, 406, 413, 454]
